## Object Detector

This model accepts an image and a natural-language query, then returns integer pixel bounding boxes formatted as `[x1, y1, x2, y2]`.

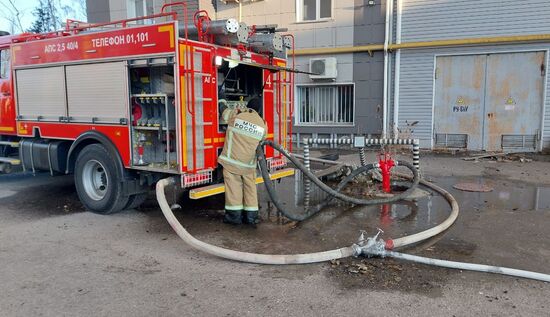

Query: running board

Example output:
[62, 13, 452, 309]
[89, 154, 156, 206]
[0, 157, 21, 165]
[0, 141, 20, 147]
[189, 168, 295, 200]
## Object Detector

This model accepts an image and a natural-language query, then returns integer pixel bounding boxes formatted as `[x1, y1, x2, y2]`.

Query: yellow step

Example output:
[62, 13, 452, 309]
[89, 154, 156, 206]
[0, 157, 21, 165]
[189, 167, 295, 200]
[0, 141, 19, 148]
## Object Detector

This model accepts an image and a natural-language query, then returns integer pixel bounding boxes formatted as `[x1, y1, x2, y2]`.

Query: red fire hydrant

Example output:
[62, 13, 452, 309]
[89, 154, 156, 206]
[378, 153, 395, 193]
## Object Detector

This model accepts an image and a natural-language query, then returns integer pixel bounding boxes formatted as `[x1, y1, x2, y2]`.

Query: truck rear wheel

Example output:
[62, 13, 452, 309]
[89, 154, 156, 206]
[74, 144, 129, 214]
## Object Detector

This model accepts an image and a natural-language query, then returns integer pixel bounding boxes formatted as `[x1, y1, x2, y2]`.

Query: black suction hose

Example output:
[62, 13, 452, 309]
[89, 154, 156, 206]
[257, 140, 420, 221]
[257, 146, 325, 221]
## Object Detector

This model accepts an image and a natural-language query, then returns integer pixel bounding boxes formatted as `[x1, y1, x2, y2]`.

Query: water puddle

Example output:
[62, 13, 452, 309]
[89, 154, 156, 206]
[144, 170, 550, 295]
[175, 171, 550, 256]
[430, 176, 550, 212]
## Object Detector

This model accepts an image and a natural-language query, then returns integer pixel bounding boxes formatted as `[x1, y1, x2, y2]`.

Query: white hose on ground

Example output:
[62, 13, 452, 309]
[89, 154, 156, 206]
[157, 171, 550, 283]
[388, 174, 459, 249]
[156, 178, 353, 264]
[288, 155, 460, 250]
[382, 251, 550, 283]
[156, 157, 461, 264]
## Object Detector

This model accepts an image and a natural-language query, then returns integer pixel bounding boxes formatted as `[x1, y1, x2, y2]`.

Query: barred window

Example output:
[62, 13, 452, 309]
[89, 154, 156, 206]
[296, 84, 354, 125]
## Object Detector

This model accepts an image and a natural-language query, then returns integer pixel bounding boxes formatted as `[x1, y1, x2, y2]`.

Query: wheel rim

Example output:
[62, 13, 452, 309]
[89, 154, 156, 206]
[82, 160, 109, 201]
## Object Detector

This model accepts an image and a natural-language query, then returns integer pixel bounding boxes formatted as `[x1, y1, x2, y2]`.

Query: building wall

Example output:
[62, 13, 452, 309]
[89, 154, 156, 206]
[393, 0, 550, 149]
[400, 0, 550, 42]
[394, 44, 550, 149]
[353, 0, 388, 135]
[86, 0, 387, 137]
[86, 0, 198, 23]
[108, 0, 127, 21]
[203, 0, 385, 137]
[86, 0, 111, 23]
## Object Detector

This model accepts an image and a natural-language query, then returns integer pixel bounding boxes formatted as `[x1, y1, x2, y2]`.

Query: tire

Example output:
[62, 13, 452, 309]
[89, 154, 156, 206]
[74, 144, 130, 214]
[124, 192, 149, 210]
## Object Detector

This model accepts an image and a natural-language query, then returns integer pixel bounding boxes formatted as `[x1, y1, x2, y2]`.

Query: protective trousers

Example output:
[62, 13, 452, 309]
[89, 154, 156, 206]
[223, 169, 259, 212]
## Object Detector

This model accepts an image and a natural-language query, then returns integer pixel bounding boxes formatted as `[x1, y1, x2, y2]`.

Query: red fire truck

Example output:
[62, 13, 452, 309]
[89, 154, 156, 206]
[0, 4, 295, 214]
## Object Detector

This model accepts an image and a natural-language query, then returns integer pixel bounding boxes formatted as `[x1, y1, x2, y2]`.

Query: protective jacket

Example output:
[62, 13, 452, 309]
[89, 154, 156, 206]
[218, 108, 267, 175]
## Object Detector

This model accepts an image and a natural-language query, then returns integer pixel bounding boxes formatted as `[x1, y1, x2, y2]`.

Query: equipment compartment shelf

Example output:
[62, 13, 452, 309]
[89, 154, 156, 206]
[133, 126, 172, 131]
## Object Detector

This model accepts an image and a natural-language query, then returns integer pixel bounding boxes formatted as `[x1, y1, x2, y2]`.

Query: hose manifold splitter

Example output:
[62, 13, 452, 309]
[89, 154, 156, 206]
[352, 228, 388, 258]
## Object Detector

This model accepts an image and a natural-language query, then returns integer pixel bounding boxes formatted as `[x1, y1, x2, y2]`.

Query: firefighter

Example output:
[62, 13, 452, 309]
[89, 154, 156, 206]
[218, 97, 266, 225]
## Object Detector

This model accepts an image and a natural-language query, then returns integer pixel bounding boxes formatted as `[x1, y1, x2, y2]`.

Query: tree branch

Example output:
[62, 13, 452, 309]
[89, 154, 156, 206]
[7, 0, 23, 32]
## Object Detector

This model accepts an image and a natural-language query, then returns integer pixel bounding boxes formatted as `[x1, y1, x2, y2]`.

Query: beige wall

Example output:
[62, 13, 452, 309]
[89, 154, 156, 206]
[203, 0, 355, 48]
[202, 0, 356, 83]
[87, 0, 199, 24]
[85, 0, 381, 135]
[108, 0, 128, 21]
[86, 0, 110, 23]
[87, 0, 356, 82]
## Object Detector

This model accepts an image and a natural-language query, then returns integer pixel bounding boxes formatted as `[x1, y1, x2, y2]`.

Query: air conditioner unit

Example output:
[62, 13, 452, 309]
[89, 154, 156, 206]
[309, 57, 337, 80]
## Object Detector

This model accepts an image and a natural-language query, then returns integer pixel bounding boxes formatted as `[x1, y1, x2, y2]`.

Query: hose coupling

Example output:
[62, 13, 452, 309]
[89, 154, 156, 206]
[163, 176, 178, 187]
[352, 229, 387, 258]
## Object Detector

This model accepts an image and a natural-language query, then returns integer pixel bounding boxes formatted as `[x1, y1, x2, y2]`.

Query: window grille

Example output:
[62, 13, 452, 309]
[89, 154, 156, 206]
[296, 84, 354, 125]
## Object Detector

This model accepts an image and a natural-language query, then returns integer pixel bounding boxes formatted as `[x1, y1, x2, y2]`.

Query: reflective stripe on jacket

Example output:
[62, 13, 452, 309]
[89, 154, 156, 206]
[218, 108, 267, 175]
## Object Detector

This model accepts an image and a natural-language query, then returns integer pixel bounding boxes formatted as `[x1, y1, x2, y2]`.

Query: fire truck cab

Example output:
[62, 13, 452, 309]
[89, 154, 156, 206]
[0, 6, 294, 214]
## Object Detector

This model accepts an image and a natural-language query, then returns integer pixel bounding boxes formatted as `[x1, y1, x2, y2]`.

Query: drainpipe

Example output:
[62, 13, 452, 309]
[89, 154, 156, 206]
[382, 0, 391, 138]
[239, 2, 242, 22]
[293, 33, 550, 56]
[387, 0, 394, 135]
[393, 0, 403, 137]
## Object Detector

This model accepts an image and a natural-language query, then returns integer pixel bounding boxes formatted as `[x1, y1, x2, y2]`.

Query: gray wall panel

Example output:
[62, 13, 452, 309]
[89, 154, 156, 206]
[401, 0, 550, 42]
[211, 0, 361, 135]
[86, 0, 110, 23]
[87, 0, 198, 23]
[352, 0, 388, 135]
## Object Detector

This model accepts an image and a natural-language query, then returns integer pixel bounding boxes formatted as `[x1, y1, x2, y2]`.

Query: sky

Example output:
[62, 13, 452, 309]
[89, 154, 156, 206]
[0, 0, 87, 34]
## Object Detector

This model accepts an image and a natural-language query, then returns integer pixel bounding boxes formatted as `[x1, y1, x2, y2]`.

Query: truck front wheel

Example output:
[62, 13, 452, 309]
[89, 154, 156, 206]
[74, 144, 129, 214]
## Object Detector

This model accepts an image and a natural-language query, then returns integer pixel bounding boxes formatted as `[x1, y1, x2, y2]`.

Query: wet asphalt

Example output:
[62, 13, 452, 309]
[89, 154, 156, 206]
[0, 153, 549, 316]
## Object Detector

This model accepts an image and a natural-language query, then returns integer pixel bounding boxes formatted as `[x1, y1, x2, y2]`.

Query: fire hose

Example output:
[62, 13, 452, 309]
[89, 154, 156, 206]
[256, 140, 420, 222]
[155, 141, 550, 281]
[157, 140, 446, 263]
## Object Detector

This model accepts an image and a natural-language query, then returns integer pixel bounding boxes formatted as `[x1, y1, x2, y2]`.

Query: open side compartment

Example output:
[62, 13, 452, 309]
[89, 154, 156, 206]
[128, 57, 178, 173]
[215, 59, 291, 171]
[217, 62, 264, 130]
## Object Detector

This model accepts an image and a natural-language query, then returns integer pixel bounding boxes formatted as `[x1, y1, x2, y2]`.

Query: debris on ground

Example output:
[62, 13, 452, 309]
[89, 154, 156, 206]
[327, 258, 446, 296]
[498, 154, 533, 163]
[463, 153, 506, 161]
[463, 152, 533, 163]
[453, 182, 494, 192]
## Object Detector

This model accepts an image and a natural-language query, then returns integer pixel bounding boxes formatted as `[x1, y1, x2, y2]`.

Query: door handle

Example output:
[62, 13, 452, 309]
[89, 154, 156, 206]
[1, 92, 10, 96]
[487, 113, 495, 119]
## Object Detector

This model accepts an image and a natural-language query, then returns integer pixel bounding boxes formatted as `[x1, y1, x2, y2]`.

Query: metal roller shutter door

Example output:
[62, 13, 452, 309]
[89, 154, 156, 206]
[65, 61, 128, 124]
[16, 66, 66, 121]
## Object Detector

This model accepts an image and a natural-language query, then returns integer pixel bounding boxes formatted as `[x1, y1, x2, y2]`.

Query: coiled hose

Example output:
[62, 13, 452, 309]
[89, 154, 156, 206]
[155, 140, 442, 265]
[157, 178, 354, 264]
[155, 141, 550, 282]
[256, 140, 420, 221]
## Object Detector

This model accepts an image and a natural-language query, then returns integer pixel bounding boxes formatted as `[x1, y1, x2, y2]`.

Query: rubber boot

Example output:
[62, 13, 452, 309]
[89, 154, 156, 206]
[243, 211, 259, 225]
[223, 210, 242, 225]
